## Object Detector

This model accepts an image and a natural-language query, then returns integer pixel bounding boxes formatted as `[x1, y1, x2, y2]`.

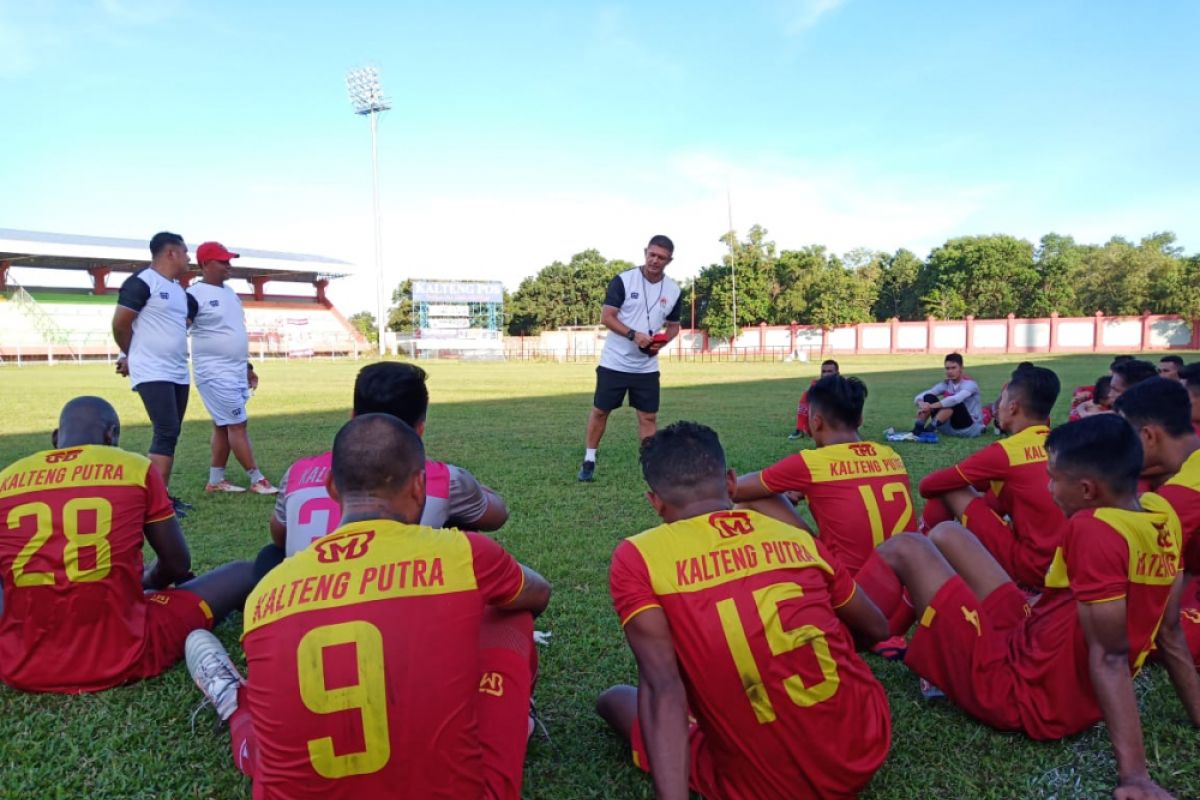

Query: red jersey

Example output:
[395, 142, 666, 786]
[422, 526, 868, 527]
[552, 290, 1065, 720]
[1008, 504, 1180, 739]
[1149, 448, 1200, 573]
[610, 510, 890, 800]
[0, 445, 175, 692]
[241, 519, 525, 800]
[920, 425, 1064, 584]
[760, 441, 914, 573]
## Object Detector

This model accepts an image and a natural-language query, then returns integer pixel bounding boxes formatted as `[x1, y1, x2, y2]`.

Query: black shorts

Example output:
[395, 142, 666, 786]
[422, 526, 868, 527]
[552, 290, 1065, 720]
[594, 366, 660, 413]
[922, 393, 972, 429]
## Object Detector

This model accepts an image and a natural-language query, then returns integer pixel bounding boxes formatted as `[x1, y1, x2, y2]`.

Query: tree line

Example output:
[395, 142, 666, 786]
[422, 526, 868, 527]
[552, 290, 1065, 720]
[349, 227, 1199, 341]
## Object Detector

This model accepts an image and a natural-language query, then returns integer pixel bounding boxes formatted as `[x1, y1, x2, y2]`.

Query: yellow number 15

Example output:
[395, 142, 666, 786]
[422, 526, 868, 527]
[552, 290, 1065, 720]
[716, 581, 841, 724]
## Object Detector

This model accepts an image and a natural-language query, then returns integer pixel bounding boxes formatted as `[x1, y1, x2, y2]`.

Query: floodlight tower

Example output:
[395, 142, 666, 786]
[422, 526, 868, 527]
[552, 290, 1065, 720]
[346, 66, 392, 355]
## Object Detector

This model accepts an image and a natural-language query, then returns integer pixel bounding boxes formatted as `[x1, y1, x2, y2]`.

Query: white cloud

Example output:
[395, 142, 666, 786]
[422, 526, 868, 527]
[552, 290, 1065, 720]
[780, 0, 848, 34]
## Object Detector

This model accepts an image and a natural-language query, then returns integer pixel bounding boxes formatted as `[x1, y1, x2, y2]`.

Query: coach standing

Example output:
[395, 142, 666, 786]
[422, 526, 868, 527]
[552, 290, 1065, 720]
[188, 242, 277, 496]
[112, 231, 196, 514]
[578, 235, 682, 482]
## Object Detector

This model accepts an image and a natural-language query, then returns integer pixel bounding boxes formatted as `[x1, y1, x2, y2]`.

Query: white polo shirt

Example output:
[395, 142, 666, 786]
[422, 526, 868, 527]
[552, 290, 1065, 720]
[116, 268, 195, 388]
[598, 267, 682, 374]
[187, 281, 249, 386]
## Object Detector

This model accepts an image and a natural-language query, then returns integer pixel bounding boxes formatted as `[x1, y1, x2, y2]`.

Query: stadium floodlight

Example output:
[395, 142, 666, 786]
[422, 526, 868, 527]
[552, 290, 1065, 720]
[346, 66, 393, 355]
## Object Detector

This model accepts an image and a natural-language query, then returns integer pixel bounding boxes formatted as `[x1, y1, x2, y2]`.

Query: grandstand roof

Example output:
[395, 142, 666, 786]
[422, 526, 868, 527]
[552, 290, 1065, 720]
[0, 228, 352, 284]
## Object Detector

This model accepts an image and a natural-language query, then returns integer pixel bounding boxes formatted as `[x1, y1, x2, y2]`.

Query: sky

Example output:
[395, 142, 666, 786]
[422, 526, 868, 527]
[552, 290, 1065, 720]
[1, 0, 1198, 315]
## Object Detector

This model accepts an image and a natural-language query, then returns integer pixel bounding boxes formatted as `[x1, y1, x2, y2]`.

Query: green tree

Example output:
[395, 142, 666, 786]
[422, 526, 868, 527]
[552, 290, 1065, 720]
[920, 235, 1037, 319]
[387, 279, 414, 333]
[873, 248, 924, 320]
[1029, 233, 1082, 316]
[506, 249, 633, 335]
[347, 311, 378, 344]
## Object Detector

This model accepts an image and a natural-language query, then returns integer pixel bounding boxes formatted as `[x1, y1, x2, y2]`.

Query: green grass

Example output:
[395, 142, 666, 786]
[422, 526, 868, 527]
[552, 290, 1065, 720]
[1, 354, 1197, 799]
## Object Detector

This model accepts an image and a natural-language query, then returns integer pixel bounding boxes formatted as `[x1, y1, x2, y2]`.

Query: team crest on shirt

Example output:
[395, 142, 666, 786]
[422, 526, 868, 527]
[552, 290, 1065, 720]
[708, 510, 755, 538]
[314, 529, 375, 563]
[45, 448, 83, 464]
[849, 443, 878, 457]
[630, 292, 639, 299]
[479, 672, 504, 696]
[1155, 523, 1173, 550]
[209, 300, 219, 307]
[148, 593, 172, 606]
[960, 606, 982, 636]
[159, 291, 169, 299]
[231, 408, 242, 417]
[1184, 609, 1200, 624]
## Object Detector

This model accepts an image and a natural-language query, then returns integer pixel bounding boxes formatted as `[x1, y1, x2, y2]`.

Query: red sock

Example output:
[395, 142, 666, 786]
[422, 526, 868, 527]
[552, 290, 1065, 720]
[228, 687, 258, 778]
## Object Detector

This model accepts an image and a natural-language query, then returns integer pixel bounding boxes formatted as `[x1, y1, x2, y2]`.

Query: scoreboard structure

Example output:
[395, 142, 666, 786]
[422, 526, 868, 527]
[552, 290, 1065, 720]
[410, 280, 504, 357]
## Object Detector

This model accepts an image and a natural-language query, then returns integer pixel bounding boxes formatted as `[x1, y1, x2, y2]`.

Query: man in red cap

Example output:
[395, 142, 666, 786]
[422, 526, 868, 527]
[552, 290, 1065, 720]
[187, 242, 277, 495]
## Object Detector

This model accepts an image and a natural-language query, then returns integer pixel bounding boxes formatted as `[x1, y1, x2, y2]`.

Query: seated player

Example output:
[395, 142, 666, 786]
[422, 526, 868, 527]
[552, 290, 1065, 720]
[597, 421, 891, 800]
[1069, 374, 1113, 421]
[1108, 358, 1158, 404]
[918, 366, 1064, 587]
[260, 361, 508, 576]
[876, 415, 1184, 800]
[1158, 354, 1184, 381]
[1178, 362, 1200, 436]
[788, 358, 838, 440]
[911, 352, 984, 438]
[1116, 378, 1200, 678]
[185, 414, 551, 799]
[0, 396, 254, 693]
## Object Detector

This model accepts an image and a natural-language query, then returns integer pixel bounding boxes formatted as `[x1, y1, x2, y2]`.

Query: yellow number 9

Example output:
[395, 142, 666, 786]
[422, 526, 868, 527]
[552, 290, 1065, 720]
[297, 620, 391, 779]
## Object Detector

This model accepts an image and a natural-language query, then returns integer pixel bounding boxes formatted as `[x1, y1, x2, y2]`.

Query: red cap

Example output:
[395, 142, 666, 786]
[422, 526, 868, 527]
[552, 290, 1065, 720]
[196, 241, 240, 264]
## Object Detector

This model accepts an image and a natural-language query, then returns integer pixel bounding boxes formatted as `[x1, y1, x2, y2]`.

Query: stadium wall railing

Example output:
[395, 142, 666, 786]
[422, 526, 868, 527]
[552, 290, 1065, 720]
[502, 312, 1200, 362]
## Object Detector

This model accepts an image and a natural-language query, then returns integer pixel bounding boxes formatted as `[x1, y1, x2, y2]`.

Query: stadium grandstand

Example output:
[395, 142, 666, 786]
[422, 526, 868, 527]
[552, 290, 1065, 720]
[0, 228, 366, 364]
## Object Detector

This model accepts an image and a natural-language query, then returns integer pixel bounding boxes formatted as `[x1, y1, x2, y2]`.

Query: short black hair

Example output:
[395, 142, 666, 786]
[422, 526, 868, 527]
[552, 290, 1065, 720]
[331, 413, 425, 497]
[821, 359, 839, 370]
[1045, 415, 1141, 497]
[1016, 361, 1035, 371]
[807, 375, 868, 429]
[944, 353, 964, 367]
[1093, 375, 1114, 405]
[1114, 377, 1194, 438]
[647, 235, 674, 254]
[640, 421, 726, 504]
[1112, 359, 1157, 387]
[1160, 355, 1185, 368]
[1179, 362, 1200, 392]
[353, 362, 430, 427]
[1110, 355, 1134, 370]
[1006, 365, 1060, 419]
[149, 231, 184, 257]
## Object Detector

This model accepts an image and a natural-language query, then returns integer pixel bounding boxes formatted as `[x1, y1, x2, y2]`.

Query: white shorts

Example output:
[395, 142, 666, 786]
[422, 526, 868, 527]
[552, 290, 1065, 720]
[196, 381, 250, 426]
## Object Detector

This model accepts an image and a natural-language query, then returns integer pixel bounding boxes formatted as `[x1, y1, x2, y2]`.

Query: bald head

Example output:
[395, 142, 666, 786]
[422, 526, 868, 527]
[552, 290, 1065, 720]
[331, 413, 426, 499]
[54, 396, 120, 448]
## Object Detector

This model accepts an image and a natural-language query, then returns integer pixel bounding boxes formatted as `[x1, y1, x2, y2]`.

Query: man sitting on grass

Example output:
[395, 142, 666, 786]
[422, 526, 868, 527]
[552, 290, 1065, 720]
[788, 359, 838, 440]
[917, 366, 1065, 588]
[911, 352, 984, 438]
[1116, 378, 1200, 679]
[598, 421, 891, 800]
[875, 415, 1184, 800]
[0, 396, 255, 693]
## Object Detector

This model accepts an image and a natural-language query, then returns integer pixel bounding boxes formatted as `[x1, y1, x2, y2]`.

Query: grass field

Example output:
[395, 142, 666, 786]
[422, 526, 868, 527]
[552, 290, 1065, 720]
[1, 354, 1198, 800]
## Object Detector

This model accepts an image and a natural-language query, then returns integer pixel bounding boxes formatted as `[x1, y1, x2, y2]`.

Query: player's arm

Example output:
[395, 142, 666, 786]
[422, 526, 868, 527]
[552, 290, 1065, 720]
[112, 306, 136, 353]
[469, 486, 509, 531]
[269, 515, 287, 548]
[1153, 573, 1200, 727]
[733, 471, 773, 501]
[1077, 597, 1172, 798]
[446, 467, 509, 532]
[496, 565, 551, 618]
[834, 583, 888, 649]
[623, 608, 691, 800]
[915, 382, 943, 405]
[142, 517, 192, 589]
[938, 379, 978, 408]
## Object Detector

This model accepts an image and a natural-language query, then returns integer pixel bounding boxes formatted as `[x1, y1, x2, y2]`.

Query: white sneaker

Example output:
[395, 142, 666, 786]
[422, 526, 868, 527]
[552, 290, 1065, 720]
[205, 480, 246, 493]
[185, 630, 243, 723]
[248, 478, 279, 495]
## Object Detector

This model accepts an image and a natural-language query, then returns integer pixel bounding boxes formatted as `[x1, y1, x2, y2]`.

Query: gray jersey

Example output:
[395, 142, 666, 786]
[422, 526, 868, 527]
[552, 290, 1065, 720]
[117, 268, 195, 388]
[598, 267, 682, 374]
[187, 282, 249, 386]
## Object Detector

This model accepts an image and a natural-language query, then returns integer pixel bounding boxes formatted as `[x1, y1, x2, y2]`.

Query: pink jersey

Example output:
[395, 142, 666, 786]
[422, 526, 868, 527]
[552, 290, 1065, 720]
[278, 454, 459, 556]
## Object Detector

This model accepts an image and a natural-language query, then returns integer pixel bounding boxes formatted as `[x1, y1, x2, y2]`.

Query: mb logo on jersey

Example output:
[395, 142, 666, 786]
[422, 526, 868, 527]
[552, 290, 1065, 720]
[707, 510, 755, 539]
[45, 448, 83, 464]
[479, 672, 504, 697]
[314, 529, 375, 563]
[849, 443, 878, 457]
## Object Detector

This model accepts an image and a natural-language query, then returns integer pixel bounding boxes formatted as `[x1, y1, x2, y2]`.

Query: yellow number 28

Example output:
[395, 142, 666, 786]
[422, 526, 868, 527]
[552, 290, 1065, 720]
[716, 581, 841, 724]
[9, 498, 113, 587]
[296, 620, 391, 779]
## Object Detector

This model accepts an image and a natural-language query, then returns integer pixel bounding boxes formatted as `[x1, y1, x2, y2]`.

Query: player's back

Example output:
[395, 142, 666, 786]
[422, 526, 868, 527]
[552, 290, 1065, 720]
[242, 518, 525, 800]
[761, 441, 914, 573]
[0, 445, 171, 692]
[1008, 504, 1179, 739]
[1150, 448, 1200, 571]
[280, 453, 456, 556]
[616, 509, 890, 799]
[988, 425, 1064, 552]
